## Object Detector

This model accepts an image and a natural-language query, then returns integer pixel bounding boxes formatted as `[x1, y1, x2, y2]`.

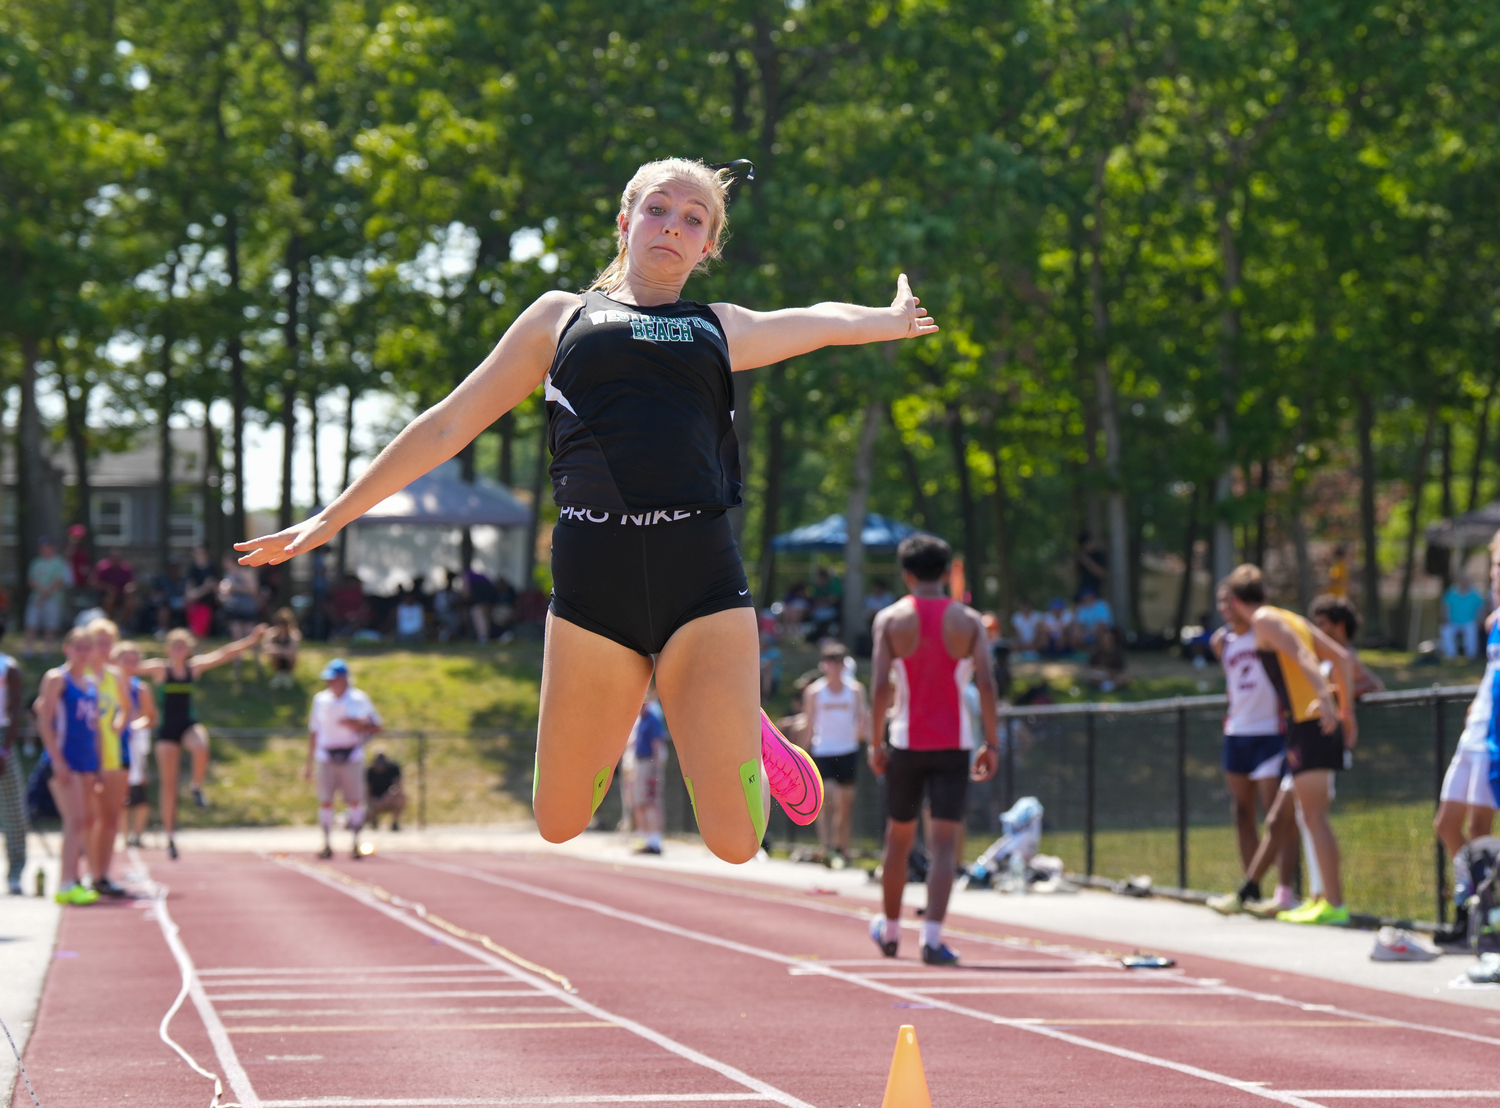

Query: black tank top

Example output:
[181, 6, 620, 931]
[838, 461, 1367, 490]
[544, 290, 741, 513]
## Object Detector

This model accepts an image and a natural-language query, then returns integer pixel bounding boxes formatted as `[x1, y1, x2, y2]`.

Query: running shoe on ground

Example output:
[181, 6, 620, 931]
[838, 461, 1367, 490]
[127, 833, 142, 848]
[351, 844, 363, 860]
[1467, 952, 1500, 983]
[1244, 888, 1298, 919]
[1279, 900, 1349, 926]
[760, 709, 823, 825]
[869, 916, 898, 958]
[192, 786, 208, 808]
[92, 877, 129, 899]
[1207, 891, 1245, 916]
[1275, 896, 1324, 923]
[55, 883, 100, 905]
[167, 839, 179, 860]
[1370, 927, 1440, 962]
[391, 821, 401, 832]
[921, 943, 960, 966]
[318, 845, 333, 860]
[633, 843, 663, 855]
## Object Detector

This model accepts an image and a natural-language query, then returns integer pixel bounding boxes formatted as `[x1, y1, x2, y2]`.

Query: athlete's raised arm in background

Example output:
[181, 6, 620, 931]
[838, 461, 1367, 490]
[713, 274, 937, 372]
[235, 292, 580, 566]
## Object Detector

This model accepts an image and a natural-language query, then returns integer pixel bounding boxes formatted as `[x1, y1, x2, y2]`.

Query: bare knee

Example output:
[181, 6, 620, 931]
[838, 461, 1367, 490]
[533, 795, 590, 844]
[702, 826, 760, 865]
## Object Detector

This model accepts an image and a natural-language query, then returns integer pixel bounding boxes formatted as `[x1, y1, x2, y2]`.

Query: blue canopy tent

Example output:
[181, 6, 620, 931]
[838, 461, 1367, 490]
[770, 513, 919, 553]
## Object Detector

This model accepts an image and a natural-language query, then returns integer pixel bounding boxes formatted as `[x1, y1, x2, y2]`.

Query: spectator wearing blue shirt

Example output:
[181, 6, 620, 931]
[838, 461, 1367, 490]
[1442, 575, 1485, 660]
[1074, 590, 1114, 647]
[627, 694, 669, 855]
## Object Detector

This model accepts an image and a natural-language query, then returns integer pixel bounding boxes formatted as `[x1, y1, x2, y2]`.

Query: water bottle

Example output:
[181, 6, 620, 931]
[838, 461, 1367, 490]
[34, 869, 45, 898]
[1008, 851, 1027, 895]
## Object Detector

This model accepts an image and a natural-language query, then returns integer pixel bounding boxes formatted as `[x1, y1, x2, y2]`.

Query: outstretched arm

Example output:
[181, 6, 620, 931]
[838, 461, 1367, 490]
[713, 274, 937, 372]
[189, 624, 269, 674]
[235, 291, 579, 566]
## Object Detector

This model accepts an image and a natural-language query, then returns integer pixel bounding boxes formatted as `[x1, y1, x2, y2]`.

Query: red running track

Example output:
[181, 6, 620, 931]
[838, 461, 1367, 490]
[14, 847, 1500, 1108]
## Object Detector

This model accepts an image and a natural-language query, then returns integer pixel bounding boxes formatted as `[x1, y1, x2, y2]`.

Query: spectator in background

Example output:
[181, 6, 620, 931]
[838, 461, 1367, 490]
[1010, 598, 1044, 658]
[865, 578, 895, 623]
[758, 610, 782, 698]
[1041, 599, 1073, 656]
[304, 657, 382, 860]
[184, 544, 218, 638]
[153, 559, 188, 636]
[1442, 573, 1485, 660]
[264, 607, 302, 689]
[219, 553, 264, 687]
[330, 573, 368, 638]
[804, 641, 868, 865]
[1326, 543, 1351, 599]
[809, 568, 842, 640]
[394, 587, 426, 643]
[464, 566, 498, 642]
[64, 525, 93, 608]
[24, 538, 71, 656]
[0, 649, 24, 894]
[1074, 531, 1107, 600]
[432, 570, 463, 642]
[628, 691, 669, 855]
[1085, 626, 1130, 692]
[1074, 590, 1114, 648]
[1309, 595, 1384, 697]
[781, 582, 811, 638]
[491, 576, 518, 639]
[365, 749, 406, 831]
[91, 548, 137, 626]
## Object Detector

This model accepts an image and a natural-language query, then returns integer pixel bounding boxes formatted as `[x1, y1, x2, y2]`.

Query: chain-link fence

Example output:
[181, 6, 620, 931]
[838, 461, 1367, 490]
[12, 685, 1473, 925]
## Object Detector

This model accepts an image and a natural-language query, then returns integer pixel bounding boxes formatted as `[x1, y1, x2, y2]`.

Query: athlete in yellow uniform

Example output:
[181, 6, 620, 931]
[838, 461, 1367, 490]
[87, 618, 132, 898]
[1212, 564, 1356, 926]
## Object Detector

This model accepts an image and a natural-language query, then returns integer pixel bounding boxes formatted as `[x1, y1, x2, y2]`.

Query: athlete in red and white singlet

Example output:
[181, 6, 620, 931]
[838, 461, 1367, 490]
[868, 534, 998, 965]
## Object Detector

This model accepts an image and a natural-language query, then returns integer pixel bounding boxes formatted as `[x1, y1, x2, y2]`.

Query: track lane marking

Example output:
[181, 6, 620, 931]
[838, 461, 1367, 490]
[273, 857, 817, 1108]
[258, 1096, 773, 1106]
[221, 1007, 577, 1017]
[1277, 1094, 1500, 1100]
[206, 991, 547, 1000]
[491, 854, 1500, 1047]
[400, 856, 1354, 1108]
[200, 966, 491, 975]
[132, 848, 263, 1108]
[226, 1021, 618, 1033]
[205, 976, 520, 987]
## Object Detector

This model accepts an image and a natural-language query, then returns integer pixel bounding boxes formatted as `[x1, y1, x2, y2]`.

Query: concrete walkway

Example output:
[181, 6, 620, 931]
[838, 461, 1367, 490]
[1, 835, 60, 1108]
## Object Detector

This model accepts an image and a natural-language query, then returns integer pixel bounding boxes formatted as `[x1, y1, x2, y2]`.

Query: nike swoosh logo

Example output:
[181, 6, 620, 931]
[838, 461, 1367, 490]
[738, 588, 750, 596]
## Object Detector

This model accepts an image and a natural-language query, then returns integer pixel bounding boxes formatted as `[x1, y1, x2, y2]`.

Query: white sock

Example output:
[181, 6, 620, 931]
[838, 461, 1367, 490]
[922, 920, 944, 949]
[1275, 884, 1294, 905]
[646, 832, 662, 850]
[883, 917, 900, 944]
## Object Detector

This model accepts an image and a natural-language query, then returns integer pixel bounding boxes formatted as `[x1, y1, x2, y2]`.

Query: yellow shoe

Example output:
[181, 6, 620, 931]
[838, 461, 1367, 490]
[1276, 896, 1325, 923]
[55, 883, 100, 905]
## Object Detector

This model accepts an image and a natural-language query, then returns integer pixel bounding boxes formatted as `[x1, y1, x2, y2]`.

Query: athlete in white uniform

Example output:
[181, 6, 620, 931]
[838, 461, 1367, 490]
[1211, 583, 1296, 909]
[805, 641, 868, 862]
[1434, 534, 1500, 935]
[305, 658, 382, 860]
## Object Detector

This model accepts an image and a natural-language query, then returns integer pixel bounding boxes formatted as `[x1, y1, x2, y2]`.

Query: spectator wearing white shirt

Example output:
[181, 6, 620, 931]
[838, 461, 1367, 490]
[304, 658, 383, 859]
[1010, 599, 1044, 657]
[1042, 600, 1073, 656]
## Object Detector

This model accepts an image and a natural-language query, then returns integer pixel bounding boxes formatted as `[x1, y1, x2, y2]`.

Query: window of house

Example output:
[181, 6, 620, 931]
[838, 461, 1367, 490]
[169, 491, 202, 546]
[92, 493, 131, 544]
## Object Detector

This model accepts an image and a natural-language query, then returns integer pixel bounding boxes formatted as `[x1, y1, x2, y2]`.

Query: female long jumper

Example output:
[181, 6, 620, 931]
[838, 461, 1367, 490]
[236, 158, 938, 863]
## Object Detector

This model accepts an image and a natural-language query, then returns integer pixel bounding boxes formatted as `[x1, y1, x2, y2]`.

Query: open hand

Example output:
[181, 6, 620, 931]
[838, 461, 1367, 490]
[235, 515, 339, 566]
[891, 273, 938, 339]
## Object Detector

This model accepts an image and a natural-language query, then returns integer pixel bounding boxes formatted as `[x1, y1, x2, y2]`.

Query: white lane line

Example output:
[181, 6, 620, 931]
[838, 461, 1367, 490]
[910, 986, 1235, 996]
[405, 857, 1336, 1108]
[205, 976, 516, 987]
[278, 858, 817, 1108]
[792, 969, 1186, 981]
[260, 1096, 772, 1106]
[1278, 1094, 1500, 1100]
[200, 966, 484, 975]
[205, 991, 544, 1000]
[221, 1007, 576, 1017]
[132, 849, 263, 1108]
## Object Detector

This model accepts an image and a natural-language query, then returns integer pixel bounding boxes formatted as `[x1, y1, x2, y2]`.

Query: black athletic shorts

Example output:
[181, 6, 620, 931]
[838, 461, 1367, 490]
[1284, 718, 1345, 775]
[127, 783, 148, 807]
[814, 751, 859, 786]
[549, 508, 754, 656]
[884, 747, 970, 823]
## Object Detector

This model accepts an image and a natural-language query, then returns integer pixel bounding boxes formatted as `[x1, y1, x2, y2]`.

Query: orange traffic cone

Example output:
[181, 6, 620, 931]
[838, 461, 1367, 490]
[881, 1024, 933, 1108]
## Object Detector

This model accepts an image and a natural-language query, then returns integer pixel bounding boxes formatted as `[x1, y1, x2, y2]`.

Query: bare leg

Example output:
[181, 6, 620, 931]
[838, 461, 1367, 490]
[1259, 777, 1298, 887]
[186, 725, 210, 789]
[1246, 786, 1298, 885]
[1292, 771, 1342, 907]
[48, 773, 89, 886]
[93, 769, 128, 883]
[1225, 773, 1259, 870]
[881, 818, 917, 921]
[156, 742, 181, 838]
[925, 817, 962, 923]
[533, 612, 653, 844]
[1435, 800, 1474, 858]
[1469, 806, 1496, 842]
[815, 779, 835, 852]
[654, 608, 764, 864]
[834, 782, 856, 853]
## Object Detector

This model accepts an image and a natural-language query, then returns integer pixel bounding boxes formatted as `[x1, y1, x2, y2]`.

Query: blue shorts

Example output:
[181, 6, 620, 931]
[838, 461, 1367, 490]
[1223, 733, 1284, 779]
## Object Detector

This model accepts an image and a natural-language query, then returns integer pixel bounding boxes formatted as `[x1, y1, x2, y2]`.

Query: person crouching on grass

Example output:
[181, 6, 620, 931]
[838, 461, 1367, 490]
[1208, 565, 1356, 926]
[306, 658, 382, 860]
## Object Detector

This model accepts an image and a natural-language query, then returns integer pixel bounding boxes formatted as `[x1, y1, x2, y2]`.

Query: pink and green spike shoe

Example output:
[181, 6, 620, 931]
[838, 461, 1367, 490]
[760, 709, 824, 825]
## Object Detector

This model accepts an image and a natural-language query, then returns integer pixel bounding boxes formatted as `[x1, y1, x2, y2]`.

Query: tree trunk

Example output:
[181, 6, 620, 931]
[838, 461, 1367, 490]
[1468, 373, 1497, 513]
[757, 366, 786, 603]
[204, 419, 224, 561]
[842, 401, 882, 648]
[730, 370, 753, 545]
[945, 401, 980, 603]
[1088, 161, 1132, 631]
[889, 403, 933, 529]
[459, 441, 476, 571]
[1356, 390, 1384, 641]
[1440, 419, 1453, 523]
[1212, 210, 1243, 594]
[337, 387, 357, 576]
[158, 341, 175, 573]
[229, 335, 247, 544]
[1397, 403, 1437, 645]
[60, 365, 92, 538]
[279, 240, 302, 533]
[1172, 484, 1199, 637]
[16, 338, 44, 617]
[498, 410, 515, 487]
[1252, 458, 1271, 567]
[989, 442, 1013, 616]
[309, 392, 321, 509]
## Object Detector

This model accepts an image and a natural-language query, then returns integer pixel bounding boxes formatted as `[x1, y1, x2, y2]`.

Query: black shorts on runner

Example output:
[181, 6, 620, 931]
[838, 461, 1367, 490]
[127, 783, 148, 807]
[884, 747, 970, 823]
[1284, 718, 1345, 775]
[813, 751, 859, 785]
[549, 508, 753, 656]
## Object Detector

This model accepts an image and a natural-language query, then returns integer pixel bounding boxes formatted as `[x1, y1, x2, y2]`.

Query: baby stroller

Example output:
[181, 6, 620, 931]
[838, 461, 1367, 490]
[966, 796, 1044, 890]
